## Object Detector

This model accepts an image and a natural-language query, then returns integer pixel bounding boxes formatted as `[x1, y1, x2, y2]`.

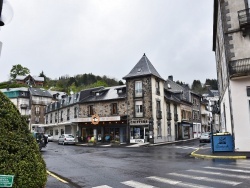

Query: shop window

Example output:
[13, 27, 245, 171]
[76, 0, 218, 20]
[135, 100, 143, 117]
[55, 129, 59, 135]
[111, 103, 118, 115]
[61, 129, 64, 135]
[131, 127, 144, 139]
[135, 81, 142, 97]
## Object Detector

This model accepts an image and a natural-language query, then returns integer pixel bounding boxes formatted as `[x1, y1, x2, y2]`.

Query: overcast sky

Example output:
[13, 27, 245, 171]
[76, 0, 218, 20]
[0, 0, 216, 85]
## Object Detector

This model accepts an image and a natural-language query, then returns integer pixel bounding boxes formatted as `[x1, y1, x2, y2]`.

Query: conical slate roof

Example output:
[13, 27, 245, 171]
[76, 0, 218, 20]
[123, 54, 164, 80]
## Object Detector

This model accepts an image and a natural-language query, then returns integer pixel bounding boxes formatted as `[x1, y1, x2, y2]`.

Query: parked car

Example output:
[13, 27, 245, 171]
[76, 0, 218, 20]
[44, 134, 53, 142]
[199, 132, 211, 143]
[58, 134, 76, 145]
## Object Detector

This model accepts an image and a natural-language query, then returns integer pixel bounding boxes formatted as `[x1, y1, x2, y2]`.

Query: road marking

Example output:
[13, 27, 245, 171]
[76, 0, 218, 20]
[92, 185, 112, 188]
[147, 176, 213, 188]
[174, 146, 198, 149]
[168, 173, 241, 186]
[205, 166, 250, 173]
[218, 163, 250, 169]
[187, 169, 250, 179]
[121, 180, 157, 188]
[46, 170, 68, 184]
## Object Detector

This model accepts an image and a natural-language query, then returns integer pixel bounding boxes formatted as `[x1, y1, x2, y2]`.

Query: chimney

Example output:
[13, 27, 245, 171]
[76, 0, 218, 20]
[168, 75, 173, 81]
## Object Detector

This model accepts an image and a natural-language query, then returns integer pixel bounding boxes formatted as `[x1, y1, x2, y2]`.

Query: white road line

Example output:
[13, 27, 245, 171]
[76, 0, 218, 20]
[205, 166, 250, 173]
[187, 169, 250, 179]
[168, 173, 241, 186]
[218, 163, 250, 169]
[236, 161, 250, 166]
[121, 180, 157, 188]
[147, 176, 214, 188]
[174, 146, 198, 149]
[92, 186, 112, 188]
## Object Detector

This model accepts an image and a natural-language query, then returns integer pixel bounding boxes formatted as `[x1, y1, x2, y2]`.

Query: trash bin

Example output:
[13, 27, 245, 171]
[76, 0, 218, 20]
[211, 132, 234, 152]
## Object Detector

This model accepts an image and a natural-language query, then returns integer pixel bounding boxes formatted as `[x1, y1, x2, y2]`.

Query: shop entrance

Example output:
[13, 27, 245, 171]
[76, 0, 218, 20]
[104, 127, 120, 142]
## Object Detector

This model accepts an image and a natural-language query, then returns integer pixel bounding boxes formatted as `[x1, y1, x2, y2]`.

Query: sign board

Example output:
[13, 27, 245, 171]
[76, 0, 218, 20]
[0, 175, 14, 187]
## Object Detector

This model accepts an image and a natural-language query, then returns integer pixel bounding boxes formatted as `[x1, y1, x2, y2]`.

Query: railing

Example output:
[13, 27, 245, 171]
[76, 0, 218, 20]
[238, 8, 250, 26]
[229, 58, 250, 78]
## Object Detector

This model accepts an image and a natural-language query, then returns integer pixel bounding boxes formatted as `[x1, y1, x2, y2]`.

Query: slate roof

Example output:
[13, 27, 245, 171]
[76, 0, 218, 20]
[123, 54, 164, 80]
[80, 85, 126, 103]
[29, 88, 52, 98]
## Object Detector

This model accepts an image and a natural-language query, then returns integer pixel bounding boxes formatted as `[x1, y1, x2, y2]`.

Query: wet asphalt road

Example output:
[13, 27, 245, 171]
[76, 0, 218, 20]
[42, 140, 250, 188]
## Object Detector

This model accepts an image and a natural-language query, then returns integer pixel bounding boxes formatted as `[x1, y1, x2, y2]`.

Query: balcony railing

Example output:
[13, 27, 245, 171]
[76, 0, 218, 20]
[238, 8, 250, 36]
[238, 8, 250, 26]
[229, 58, 250, 78]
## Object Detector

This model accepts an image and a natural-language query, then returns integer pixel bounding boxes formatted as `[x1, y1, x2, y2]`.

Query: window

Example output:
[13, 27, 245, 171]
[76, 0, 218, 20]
[88, 105, 94, 116]
[35, 117, 39, 124]
[156, 80, 160, 95]
[167, 122, 171, 136]
[55, 112, 57, 122]
[157, 121, 162, 137]
[35, 106, 40, 115]
[247, 87, 250, 96]
[55, 129, 58, 135]
[61, 110, 63, 121]
[61, 129, 64, 135]
[135, 100, 143, 117]
[112, 103, 118, 115]
[50, 114, 52, 123]
[74, 107, 78, 118]
[135, 81, 142, 97]
[67, 108, 70, 120]
[156, 100, 162, 119]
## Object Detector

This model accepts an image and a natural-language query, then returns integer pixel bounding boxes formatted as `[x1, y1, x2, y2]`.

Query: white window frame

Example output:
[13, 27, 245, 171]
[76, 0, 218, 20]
[135, 100, 143, 117]
[135, 81, 142, 97]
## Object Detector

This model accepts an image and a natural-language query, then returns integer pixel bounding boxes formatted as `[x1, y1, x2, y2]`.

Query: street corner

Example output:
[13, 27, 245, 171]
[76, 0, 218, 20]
[191, 148, 248, 160]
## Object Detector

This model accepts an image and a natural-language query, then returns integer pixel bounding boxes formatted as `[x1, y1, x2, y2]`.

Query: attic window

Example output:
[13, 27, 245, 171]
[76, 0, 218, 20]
[137, 68, 142, 73]
[117, 89, 123, 94]
[96, 92, 100, 96]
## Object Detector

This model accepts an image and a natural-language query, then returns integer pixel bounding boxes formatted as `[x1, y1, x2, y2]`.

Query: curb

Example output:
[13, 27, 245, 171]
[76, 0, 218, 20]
[191, 148, 247, 159]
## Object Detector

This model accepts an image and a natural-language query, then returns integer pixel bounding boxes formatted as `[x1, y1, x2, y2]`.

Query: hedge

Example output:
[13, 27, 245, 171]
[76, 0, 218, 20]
[0, 91, 47, 188]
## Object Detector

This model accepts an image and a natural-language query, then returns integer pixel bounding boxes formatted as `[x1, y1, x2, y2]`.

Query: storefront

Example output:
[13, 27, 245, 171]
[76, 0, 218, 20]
[129, 119, 149, 143]
[75, 115, 128, 143]
[178, 122, 193, 140]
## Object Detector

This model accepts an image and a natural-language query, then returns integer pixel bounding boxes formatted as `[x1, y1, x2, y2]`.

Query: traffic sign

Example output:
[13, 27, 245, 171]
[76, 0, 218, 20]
[0, 175, 14, 187]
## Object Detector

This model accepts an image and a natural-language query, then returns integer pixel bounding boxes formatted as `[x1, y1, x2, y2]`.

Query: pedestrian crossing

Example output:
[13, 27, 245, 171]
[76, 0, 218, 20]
[92, 160, 250, 188]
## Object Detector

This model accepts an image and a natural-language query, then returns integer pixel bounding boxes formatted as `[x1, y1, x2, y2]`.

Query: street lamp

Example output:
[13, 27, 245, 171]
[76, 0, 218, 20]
[0, 0, 13, 27]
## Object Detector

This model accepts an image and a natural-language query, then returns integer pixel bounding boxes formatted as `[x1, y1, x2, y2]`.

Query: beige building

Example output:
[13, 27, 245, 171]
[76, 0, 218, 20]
[213, 0, 250, 151]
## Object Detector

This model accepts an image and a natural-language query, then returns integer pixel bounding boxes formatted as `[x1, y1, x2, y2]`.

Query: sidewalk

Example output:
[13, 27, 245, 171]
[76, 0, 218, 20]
[191, 147, 250, 159]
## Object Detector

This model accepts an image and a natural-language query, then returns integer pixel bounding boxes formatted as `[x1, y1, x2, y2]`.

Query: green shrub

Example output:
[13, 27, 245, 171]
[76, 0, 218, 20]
[0, 91, 47, 188]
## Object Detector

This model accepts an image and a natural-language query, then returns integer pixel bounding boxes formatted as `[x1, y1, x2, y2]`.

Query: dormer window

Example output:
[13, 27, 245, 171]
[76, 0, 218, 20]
[96, 92, 100, 96]
[137, 68, 142, 73]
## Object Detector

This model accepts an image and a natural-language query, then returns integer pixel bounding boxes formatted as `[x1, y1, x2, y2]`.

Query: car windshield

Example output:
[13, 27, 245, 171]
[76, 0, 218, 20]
[66, 135, 74, 138]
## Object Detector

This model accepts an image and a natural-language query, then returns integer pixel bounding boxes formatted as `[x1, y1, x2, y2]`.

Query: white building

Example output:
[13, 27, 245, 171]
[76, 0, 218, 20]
[213, 0, 250, 151]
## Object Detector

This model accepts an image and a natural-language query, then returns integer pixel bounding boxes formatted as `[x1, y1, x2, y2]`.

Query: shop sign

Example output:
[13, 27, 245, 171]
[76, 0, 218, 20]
[130, 119, 149, 125]
[0, 175, 14, 187]
[91, 114, 100, 125]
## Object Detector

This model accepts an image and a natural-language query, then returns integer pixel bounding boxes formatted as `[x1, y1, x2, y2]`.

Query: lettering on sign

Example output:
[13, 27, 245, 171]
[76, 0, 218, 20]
[130, 119, 149, 125]
[0, 175, 14, 187]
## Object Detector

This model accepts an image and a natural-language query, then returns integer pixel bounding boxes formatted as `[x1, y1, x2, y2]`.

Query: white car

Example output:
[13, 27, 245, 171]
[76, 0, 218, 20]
[44, 134, 53, 142]
[199, 132, 211, 143]
[58, 134, 76, 145]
